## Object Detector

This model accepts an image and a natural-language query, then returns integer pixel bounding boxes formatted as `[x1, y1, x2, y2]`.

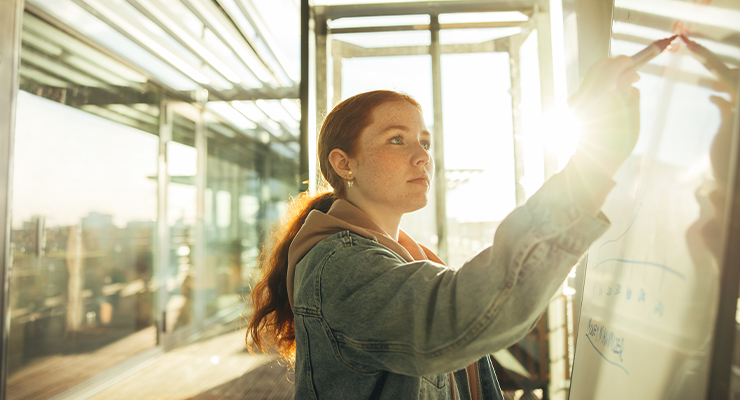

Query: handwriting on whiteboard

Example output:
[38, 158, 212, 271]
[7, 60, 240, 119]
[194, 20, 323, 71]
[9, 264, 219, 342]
[586, 318, 629, 374]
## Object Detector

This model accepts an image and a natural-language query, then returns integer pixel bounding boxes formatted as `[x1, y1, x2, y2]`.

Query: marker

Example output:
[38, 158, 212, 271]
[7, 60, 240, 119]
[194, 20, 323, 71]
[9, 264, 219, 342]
[629, 35, 678, 70]
[680, 35, 738, 86]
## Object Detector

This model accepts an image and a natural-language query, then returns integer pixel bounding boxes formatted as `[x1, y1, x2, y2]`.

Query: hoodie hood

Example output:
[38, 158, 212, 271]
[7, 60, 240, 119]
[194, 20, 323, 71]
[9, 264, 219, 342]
[286, 199, 444, 308]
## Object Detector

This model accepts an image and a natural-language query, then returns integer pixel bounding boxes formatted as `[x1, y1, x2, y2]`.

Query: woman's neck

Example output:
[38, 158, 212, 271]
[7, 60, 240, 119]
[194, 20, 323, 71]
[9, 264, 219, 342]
[344, 197, 402, 241]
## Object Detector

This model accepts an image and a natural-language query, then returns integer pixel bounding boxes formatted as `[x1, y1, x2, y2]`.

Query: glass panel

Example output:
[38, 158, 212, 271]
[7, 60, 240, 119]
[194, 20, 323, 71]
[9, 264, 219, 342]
[164, 111, 198, 332]
[236, 0, 298, 85]
[26, 0, 198, 90]
[19, 12, 162, 135]
[340, 55, 436, 250]
[203, 114, 300, 318]
[204, 120, 259, 318]
[441, 52, 516, 267]
[518, 30, 545, 200]
[8, 91, 158, 399]
[569, 0, 740, 397]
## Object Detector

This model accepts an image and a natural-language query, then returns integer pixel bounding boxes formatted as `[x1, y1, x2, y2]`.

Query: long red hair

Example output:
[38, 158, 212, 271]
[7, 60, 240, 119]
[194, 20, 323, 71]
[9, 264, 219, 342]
[246, 90, 422, 365]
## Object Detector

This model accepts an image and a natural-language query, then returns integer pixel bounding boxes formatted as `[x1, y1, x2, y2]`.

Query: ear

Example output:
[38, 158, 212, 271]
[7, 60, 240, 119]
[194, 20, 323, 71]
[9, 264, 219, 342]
[328, 148, 353, 180]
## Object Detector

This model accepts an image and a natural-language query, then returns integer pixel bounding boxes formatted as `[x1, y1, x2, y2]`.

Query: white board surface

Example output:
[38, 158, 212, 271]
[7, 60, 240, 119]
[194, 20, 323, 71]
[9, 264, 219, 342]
[570, 0, 740, 398]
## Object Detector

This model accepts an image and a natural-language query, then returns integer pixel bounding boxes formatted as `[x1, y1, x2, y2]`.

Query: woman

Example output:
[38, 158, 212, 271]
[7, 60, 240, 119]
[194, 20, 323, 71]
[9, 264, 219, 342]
[247, 57, 640, 399]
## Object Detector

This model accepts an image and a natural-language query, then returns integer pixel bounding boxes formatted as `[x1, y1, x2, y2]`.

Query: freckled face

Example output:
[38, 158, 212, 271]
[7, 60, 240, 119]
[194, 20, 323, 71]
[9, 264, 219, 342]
[347, 100, 434, 215]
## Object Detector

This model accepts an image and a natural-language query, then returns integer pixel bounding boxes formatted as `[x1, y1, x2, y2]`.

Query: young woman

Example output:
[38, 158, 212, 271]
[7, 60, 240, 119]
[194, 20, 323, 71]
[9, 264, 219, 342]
[247, 57, 640, 400]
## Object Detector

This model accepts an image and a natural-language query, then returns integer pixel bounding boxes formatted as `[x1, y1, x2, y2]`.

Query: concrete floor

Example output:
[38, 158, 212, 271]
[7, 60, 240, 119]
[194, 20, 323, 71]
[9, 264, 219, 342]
[85, 327, 294, 400]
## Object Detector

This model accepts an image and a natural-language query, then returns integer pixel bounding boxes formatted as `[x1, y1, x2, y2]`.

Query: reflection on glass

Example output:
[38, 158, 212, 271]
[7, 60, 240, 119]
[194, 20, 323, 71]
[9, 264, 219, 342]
[26, 0, 198, 90]
[165, 113, 197, 332]
[9, 92, 158, 399]
[204, 116, 299, 319]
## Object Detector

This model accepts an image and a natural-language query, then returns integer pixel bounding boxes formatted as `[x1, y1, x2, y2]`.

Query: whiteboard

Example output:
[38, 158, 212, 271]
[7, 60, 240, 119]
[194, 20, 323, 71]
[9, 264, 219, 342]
[569, 0, 740, 399]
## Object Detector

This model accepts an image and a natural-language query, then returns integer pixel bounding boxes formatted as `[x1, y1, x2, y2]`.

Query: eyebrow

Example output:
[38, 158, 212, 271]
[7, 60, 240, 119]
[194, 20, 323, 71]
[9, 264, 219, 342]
[381, 125, 431, 136]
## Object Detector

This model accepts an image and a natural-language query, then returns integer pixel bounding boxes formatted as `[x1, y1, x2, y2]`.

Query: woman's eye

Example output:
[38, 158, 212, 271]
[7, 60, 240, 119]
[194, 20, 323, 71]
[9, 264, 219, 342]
[390, 136, 403, 144]
[422, 141, 432, 151]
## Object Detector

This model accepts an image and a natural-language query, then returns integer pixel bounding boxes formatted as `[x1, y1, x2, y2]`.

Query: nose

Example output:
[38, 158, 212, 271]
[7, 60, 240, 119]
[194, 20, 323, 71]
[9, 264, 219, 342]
[413, 142, 432, 166]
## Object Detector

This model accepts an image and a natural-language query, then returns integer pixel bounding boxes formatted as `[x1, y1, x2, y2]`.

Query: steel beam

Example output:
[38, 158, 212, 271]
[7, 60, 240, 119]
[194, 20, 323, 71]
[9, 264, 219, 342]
[534, 2, 558, 179]
[332, 38, 510, 59]
[328, 20, 527, 35]
[299, 0, 309, 192]
[317, 1, 535, 20]
[509, 33, 526, 207]
[430, 14, 447, 262]
[315, 13, 328, 145]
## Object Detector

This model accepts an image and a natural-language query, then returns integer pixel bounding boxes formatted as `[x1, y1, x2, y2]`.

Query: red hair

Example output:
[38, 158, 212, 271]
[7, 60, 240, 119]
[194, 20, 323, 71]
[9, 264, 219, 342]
[246, 90, 422, 365]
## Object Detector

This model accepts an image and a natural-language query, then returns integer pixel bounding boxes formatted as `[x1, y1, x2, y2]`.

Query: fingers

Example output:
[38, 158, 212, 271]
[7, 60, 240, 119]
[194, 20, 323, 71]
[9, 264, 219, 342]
[599, 55, 635, 85]
[617, 69, 640, 90]
[710, 95, 733, 120]
[578, 56, 637, 102]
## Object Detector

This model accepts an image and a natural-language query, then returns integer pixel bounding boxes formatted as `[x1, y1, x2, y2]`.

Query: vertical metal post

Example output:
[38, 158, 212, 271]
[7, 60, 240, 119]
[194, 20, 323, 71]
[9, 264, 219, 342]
[332, 51, 342, 108]
[573, 0, 612, 83]
[315, 14, 328, 137]
[299, 0, 310, 193]
[0, 1, 23, 397]
[430, 14, 447, 262]
[509, 34, 526, 207]
[156, 99, 172, 336]
[534, 2, 558, 179]
[194, 90, 207, 328]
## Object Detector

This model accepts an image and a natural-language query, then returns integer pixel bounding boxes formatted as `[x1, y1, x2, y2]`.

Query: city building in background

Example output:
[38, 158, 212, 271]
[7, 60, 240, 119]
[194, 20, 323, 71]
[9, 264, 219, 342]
[3, 0, 300, 398]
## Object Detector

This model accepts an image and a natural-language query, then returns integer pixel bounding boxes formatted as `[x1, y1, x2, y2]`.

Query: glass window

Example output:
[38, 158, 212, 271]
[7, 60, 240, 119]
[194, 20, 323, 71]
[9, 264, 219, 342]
[340, 54, 436, 250]
[9, 91, 158, 399]
[7, 12, 168, 398]
[163, 111, 198, 332]
[441, 52, 516, 267]
[26, 0, 198, 90]
[204, 116, 299, 319]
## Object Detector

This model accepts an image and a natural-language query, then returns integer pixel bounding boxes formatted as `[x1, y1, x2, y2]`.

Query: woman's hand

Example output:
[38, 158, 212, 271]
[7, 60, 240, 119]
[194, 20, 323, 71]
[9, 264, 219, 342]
[569, 56, 641, 177]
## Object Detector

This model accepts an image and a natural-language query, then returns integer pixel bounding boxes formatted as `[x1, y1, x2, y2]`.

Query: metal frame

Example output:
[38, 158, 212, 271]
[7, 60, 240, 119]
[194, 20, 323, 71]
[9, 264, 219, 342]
[316, 1, 535, 20]
[0, 1, 24, 398]
[313, 1, 544, 262]
[707, 83, 740, 400]
[156, 96, 173, 342]
[429, 13, 447, 261]
[299, 0, 309, 192]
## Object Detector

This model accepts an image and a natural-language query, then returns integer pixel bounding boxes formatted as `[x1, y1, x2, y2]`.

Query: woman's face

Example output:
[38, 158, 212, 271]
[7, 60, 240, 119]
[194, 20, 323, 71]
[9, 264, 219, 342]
[347, 100, 434, 215]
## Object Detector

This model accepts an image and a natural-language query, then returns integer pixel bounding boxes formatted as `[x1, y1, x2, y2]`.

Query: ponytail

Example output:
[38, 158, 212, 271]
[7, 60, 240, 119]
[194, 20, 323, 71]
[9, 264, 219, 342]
[246, 191, 335, 365]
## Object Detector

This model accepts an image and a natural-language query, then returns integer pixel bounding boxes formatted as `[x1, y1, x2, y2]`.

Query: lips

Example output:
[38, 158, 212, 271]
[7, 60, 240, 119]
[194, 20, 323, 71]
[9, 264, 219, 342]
[408, 175, 430, 186]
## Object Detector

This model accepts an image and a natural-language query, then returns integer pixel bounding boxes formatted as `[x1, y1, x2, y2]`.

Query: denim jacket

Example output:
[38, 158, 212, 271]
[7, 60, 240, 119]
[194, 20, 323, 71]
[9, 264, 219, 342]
[291, 160, 612, 399]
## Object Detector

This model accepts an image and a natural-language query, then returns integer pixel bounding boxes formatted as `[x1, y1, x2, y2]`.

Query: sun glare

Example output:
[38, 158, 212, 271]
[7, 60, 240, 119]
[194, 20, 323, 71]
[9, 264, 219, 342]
[542, 106, 582, 172]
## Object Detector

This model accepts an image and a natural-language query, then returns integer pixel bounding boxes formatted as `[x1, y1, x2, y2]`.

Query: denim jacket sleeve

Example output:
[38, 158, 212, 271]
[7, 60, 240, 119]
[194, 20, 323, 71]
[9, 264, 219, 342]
[315, 160, 613, 377]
